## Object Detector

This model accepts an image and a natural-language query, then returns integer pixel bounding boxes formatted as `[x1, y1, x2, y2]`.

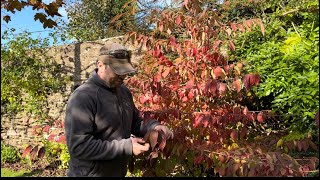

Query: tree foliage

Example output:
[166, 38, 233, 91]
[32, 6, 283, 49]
[234, 0, 319, 134]
[1, 28, 65, 120]
[64, 0, 139, 42]
[1, 0, 64, 28]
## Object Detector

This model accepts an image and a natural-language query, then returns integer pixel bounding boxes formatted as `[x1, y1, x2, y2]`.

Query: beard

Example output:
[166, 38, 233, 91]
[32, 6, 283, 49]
[109, 76, 124, 88]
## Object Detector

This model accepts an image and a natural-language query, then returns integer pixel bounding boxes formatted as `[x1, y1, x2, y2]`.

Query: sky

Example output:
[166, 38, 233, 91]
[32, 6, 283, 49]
[1, 0, 69, 46]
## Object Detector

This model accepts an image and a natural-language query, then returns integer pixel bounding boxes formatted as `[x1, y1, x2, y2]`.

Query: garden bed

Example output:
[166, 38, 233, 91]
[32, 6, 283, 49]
[1, 160, 66, 177]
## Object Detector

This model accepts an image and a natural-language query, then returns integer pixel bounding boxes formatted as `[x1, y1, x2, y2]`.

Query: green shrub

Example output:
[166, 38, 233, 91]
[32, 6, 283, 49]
[1, 28, 65, 120]
[235, 0, 319, 134]
[1, 144, 20, 163]
[43, 140, 70, 169]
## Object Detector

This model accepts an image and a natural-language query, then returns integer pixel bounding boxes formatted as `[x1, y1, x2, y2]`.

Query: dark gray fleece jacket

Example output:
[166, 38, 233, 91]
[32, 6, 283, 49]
[64, 69, 159, 177]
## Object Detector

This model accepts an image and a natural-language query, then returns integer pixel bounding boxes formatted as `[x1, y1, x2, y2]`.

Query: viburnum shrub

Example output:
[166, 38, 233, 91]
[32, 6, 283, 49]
[123, 0, 318, 177]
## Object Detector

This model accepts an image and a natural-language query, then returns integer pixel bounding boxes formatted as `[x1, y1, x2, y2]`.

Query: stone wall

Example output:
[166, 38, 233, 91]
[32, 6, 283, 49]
[1, 36, 145, 150]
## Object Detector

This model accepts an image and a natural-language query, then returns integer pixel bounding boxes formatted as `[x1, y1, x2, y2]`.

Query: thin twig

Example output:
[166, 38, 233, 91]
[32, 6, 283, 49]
[282, 9, 299, 16]
[291, 22, 301, 37]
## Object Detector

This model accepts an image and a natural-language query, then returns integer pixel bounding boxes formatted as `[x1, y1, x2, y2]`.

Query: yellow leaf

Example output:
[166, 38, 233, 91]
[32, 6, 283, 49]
[167, 28, 171, 35]
[220, 68, 226, 80]
[276, 139, 283, 147]
[211, 69, 215, 79]
[234, 66, 240, 76]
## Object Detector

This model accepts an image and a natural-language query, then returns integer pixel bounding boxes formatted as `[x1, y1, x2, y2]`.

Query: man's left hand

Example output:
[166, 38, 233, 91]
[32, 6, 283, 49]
[154, 125, 174, 140]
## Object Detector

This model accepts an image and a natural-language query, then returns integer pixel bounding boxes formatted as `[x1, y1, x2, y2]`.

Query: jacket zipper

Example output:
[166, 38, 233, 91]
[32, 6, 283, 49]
[115, 89, 125, 135]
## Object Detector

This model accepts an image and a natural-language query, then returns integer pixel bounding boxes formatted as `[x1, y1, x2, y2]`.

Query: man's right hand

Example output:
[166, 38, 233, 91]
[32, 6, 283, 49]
[130, 137, 150, 156]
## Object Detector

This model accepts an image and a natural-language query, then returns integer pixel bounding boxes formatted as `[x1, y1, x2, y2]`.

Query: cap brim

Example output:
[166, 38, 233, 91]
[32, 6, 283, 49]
[109, 59, 137, 76]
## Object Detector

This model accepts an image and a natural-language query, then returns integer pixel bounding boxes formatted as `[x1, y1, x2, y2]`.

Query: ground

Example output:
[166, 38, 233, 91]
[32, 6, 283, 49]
[1, 160, 67, 177]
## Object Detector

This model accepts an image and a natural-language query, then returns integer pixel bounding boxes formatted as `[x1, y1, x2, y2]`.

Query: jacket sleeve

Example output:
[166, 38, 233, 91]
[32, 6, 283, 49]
[64, 91, 132, 161]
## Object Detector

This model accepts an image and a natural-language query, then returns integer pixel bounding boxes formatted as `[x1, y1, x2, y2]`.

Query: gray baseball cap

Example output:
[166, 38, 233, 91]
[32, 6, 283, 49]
[97, 42, 136, 75]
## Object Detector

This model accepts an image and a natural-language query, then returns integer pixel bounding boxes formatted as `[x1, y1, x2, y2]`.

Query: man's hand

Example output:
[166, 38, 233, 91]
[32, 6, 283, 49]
[130, 137, 150, 156]
[154, 125, 174, 140]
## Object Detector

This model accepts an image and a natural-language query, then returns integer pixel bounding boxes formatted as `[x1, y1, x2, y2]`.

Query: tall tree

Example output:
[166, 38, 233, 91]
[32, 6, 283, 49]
[64, 0, 182, 42]
[65, 0, 139, 42]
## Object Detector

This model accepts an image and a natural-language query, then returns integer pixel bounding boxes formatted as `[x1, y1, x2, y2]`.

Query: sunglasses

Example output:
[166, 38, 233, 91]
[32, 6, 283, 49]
[101, 49, 132, 59]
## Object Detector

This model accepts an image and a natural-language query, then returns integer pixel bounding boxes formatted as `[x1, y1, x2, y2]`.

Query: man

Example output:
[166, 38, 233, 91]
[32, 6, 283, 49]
[64, 42, 173, 177]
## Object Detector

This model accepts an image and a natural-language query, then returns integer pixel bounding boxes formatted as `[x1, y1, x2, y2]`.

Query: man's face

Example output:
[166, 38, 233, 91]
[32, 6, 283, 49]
[107, 66, 127, 88]
[97, 61, 127, 88]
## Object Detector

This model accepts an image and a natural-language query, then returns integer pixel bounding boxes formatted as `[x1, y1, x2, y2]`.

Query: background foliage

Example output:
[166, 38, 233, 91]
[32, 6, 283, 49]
[1, 28, 65, 120]
[234, 0, 319, 134]
[64, 0, 138, 42]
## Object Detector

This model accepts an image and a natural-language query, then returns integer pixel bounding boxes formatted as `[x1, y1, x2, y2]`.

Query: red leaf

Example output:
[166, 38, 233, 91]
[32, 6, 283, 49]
[230, 130, 238, 141]
[148, 130, 159, 150]
[233, 106, 241, 114]
[176, 15, 181, 25]
[226, 28, 232, 37]
[30, 145, 39, 160]
[42, 125, 50, 133]
[237, 24, 245, 32]
[185, 79, 194, 89]
[230, 23, 237, 31]
[301, 140, 309, 152]
[229, 41, 235, 51]
[243, 107, 249, 115]
[254, 19, 265, 35]
[182, 96, 188, 102]
[218, 83, 227, 95]
[224, 65, 230, 75]
[38, 147, 46, 158]
[194, 155, 203, 165]
[242, 75, 251, 90]
[192, 47, 197, 56]
[218, 154, 227, 163]
[169, 36, 176, 46]
[233, 79, 241, 92]
[257, 112, 265, 123]
[254, 74, 260, 86]
[308, 140, 318, 151]
[248, 112, 256, 122]
[218, 166, 226, 176]
[240, 127, 248, 139]
[184, 0, 189, 9]
[245, 19, 252, 31]
[204, 79, 219, 96]
[242, 162, 249, 176]
[152, 95, 161, 104]
[236, 62, 243, 69]
[213, 40, 222, 51]
[214, 66, 222, 78]
[159, 21, 164, 32]
[22, 145, 33, 158]
[187, 90, 194, 99]
[158, 132, 167, 151]
[154, 73, 161, 83]
[57, 135, 66, 144]
[194, 114, 204, 127]
[48, 134, 56, 141]
[162, 67, 171, 78]
[297, 141, 302, 151]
